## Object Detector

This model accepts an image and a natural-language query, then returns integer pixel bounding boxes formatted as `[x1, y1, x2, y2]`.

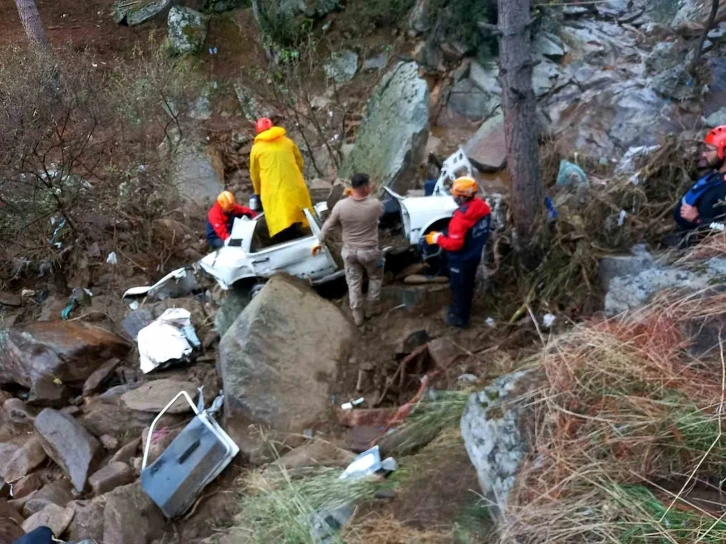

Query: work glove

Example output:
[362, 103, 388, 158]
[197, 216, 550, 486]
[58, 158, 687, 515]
[424, 231, 442, 245]
[311, 244, 322, 256]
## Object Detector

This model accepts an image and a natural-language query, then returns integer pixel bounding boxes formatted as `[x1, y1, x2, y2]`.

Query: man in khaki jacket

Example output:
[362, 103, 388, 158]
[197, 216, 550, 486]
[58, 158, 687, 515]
[315, 173, 384, 326]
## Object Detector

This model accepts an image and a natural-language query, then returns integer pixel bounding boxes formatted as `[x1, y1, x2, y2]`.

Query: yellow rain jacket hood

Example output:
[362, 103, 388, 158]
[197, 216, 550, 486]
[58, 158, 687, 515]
[250, 127, 313, 237]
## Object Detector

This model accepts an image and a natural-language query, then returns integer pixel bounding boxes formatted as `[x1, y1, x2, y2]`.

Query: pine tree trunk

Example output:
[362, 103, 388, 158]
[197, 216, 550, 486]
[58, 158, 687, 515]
[497, 0, 542, 242]
[14, 0, 50, 49]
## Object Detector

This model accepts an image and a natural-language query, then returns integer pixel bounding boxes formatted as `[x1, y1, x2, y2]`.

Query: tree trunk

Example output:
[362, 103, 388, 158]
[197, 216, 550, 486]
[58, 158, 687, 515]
[497, 0, 542, 243]
[14, 0, 50, 49]
[690, 0, 720, 75]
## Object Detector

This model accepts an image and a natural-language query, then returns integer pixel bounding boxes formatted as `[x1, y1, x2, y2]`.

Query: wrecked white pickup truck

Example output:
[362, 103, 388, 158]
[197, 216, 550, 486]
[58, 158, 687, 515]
[123, 149, 499, 300]
[123, 204, 342, 300]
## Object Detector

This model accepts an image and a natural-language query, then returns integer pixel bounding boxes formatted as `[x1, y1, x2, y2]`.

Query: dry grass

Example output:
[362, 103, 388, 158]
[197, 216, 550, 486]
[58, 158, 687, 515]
[498, 294, 726, 543]
[342, 514, 451, 544]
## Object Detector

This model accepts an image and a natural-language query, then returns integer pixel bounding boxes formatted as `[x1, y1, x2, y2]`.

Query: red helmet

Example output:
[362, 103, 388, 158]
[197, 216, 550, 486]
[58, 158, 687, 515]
[255, 117, 273, 134]
[704, 126, 726, 160]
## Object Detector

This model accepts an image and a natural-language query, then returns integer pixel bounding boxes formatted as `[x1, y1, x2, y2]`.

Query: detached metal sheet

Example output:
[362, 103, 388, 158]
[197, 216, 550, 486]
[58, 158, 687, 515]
[141, 411, 238, 518]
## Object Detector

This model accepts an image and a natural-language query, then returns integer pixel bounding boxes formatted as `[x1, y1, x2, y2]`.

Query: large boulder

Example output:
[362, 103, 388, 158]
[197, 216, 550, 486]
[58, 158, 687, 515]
[167, 7, 208, 55]
[463, 111, 507, 172]
[252, 0, 339, 38]
[219, 274, 353, 457]
[339, 62, 429, 193]
[113, 0, 174, 26]
[461, 369, 542, 518]
[170, 142, 224, 213]
[34, 409, 103, 492]
[0, 321, 129, 406]
[604, 258, 726, 316]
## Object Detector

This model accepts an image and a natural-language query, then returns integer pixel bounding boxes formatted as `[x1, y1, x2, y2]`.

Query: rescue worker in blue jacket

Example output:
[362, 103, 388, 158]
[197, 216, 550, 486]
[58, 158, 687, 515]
[424, 177, 491, 328]
[675, 126, 726, 230]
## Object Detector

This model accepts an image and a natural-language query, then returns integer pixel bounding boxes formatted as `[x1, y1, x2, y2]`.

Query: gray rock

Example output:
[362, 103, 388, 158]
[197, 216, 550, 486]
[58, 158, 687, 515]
[461, 369, 542, 518]
[339, 62, 429, 193]
[534, 31, 567, 60]
[34, 409, 103, 492]
[598, 252, 657, 290]
[110, 439, 141, 466]
[413, 39, 444, 73]
[251, 0, 339, 39]
[121, 380, 198, 414]
[463, 111, 506, 172]
[644, 41, 683, 74]
[67, 499, 105, 543]
[532, 59, 571, 98]
[704, 58, 726, 124]
[103, 483, 166, 544]
[233, 82, 277, 123]
[12, 474, 42, 500]
[3, 398, 38, 426]
[604, 258, 726, 315]
[468, 61, 501, 96]
[167, 7, 208, 56]
[324, 50, 358, 84]
[408, 0, 434, 33]
[0, 321, 129, 406]
[0, 292, 21, 307]
[113, 0, 174, 26]
[363, 53, 388, 72]
[651, 65, 698, 101]
[1, 439, 47, 483]
[170, 142, 224, 212]
[219, 274, 353, 457]
[82, 358, 122, 397]
[89, 462, 135, 496]
[80, 398, 155, 441]
[23, 479, 74, 517]
[447, 77, 500, 120]
[21, 503, 75, 536]
[204, 0, 250, 11]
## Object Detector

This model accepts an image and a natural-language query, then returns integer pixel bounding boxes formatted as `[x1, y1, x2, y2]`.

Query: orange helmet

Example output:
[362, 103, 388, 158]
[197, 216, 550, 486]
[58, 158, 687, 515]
[451, 176, 479, 198]
[704, 126, 726, 160]
[256, 117, 273, 134]
[217, 191, 236, 213]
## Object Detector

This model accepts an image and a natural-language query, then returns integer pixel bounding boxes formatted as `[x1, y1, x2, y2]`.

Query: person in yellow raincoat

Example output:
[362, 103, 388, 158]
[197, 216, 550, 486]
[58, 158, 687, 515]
[250, 118, 314, 242]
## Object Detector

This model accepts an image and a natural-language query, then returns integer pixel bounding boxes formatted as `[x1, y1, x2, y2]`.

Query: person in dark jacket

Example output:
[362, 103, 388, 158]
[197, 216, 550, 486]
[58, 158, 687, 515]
[675, 126, 726, 231]
[206, 191, 256, 250]
[424, 177, 491, 328]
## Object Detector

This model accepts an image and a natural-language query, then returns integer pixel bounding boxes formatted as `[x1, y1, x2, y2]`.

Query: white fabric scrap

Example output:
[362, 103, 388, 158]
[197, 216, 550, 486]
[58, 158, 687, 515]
[138, 308, 201, 374]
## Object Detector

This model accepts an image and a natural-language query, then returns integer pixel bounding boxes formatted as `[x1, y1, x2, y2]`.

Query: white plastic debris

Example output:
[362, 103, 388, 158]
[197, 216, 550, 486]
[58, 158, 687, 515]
[618, 210, 627, 227]
[339, 446, 382, 481]
[341, 402, 354, 411]
[542, 313, 556, 329]
[485, 317, 496, 328]
[106, 252, 118, 265]
[137, 308, 201, 374]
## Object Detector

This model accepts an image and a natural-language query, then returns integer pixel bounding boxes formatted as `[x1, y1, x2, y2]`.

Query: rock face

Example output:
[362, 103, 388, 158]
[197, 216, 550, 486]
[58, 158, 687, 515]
[167, 7, 208, 55]
[339, 62, 429, 193]
[252, 0, 339, 37]
[219, 274, 352, 456]
[0, 321, 129, 405]
[461, 369, 541, 518]
[34, 409, 103, 492]
[170, 142, 224, 212]
[103, 483, 166, 544]
[604, 258, 726, 316]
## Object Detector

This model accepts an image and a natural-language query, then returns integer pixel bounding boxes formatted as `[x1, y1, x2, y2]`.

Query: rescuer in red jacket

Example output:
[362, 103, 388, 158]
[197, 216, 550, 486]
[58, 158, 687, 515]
[424, 177, 491, 328]
[206, 191, 257, 250]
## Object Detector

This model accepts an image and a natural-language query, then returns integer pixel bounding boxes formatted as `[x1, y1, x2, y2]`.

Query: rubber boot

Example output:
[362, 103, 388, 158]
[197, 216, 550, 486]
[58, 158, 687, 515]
[352, 309, 365, 327]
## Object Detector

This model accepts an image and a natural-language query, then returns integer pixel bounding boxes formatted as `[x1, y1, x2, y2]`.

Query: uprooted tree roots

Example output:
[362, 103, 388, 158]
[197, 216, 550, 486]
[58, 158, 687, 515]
[485, 136, 698, 319]
[500, 293, 726, 543]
